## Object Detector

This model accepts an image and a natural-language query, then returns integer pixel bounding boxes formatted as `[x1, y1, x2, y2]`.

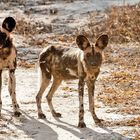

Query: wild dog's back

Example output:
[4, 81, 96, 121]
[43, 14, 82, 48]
[39, 45, 81, 80]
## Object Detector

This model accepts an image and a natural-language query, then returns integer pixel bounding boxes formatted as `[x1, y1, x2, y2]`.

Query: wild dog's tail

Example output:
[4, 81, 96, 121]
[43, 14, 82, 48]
[39, 49, 51, 81]
[39, 61, 51, 80]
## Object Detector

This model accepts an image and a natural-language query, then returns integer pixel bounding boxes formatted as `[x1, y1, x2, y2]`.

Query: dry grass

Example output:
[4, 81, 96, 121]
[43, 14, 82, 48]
[103, 116, 140, 127]
[97, 43, 140, 115]
[14, 2, 140, 45]
[88, 3, 140, 43]
[17, 60, 35, 68]
[15, 16, 53, 47]
[15, 16, 76, 47]
[15, 17, 52, 36]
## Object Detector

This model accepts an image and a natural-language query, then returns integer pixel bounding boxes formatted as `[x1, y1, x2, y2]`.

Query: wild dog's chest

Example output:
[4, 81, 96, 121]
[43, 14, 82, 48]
[0, 47, 16, 69]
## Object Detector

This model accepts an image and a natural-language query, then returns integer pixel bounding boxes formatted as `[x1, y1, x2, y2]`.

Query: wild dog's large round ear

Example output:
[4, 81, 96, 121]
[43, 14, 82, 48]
[2, 17, 16, 32]
[95, 34, 109, 49]
[76, 35, 90, 50]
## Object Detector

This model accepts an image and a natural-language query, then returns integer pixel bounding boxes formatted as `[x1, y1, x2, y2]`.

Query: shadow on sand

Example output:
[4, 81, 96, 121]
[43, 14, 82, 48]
[46, 118, 132, 140]
[1, 109, 58, 140]
[1, 108, 133, 140]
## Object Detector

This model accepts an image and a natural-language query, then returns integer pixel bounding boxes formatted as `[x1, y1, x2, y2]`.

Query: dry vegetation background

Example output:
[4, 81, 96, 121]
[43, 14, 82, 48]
[14, 1, 140, 45]
[0, 0, 140, 139]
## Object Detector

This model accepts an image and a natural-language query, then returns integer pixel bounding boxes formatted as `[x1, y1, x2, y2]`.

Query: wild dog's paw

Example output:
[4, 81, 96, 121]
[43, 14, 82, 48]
[78, 122, 86, 128]
[94, 118, 104, 126]
[38, 113, 46, 119]
[14, 111, 22, 117]
[52, 112, 62, 118]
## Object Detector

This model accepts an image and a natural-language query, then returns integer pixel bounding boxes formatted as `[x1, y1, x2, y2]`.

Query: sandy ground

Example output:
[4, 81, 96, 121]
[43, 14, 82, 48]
[0, 67, 135, 140]
[0, 0, 140, 140]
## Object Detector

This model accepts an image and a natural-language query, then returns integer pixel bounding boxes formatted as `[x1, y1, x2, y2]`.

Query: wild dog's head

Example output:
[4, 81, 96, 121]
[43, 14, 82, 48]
[76, 34, 109, 80]
[0, 17, 16, 48]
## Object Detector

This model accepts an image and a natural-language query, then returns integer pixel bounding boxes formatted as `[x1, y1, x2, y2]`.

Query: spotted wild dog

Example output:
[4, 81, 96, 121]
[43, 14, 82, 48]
[36, 34, 108, 127]
[0, 17, 21, 117]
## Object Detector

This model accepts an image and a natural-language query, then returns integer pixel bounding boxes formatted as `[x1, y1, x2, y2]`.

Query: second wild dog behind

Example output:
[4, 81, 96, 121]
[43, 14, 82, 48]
[0, 17, 21, 117]
[36, 34, 109, 128]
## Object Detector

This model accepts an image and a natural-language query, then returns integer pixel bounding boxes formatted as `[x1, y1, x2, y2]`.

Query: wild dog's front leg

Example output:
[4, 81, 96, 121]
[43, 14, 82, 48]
[78, 77, 86, 128]
[8, 69, 21, 117]
[0, 70, 2, 116]
[86, 80, 102, 124]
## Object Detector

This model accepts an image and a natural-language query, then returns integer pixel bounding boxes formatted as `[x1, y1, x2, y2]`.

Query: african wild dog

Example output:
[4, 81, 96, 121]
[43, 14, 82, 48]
[0, 17, 21, 117]
[36, 34, 108, 127]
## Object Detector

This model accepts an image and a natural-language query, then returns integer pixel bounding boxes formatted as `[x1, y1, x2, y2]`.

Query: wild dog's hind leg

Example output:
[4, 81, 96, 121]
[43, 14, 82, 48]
[0, 70, 2, 116]
[36, 66, 51, 119]
[8, 69, 21, 117]
[46, 78, 62, 117]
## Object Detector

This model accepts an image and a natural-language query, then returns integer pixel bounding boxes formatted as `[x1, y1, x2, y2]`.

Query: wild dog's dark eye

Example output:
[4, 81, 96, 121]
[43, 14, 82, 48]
[86, 53, 90, 57]
[96, 52, 102, 57]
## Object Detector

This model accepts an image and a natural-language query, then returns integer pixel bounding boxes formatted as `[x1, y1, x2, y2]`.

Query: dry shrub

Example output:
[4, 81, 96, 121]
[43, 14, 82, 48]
[88, 3, 140, 43]
[97, 42, 140, 114]
[98, 70, 139, 107]
[15, 17, 35, 36]
[15, 17, 52, 46]
[17, 60, 35, 68]
[103, 116, 140, 127]
[15, 17, 52, 36]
